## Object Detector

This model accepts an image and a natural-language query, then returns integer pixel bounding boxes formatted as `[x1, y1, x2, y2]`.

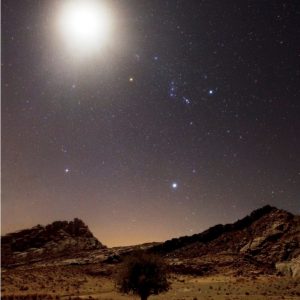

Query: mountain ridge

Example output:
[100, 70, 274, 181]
[151, 205, 293, 253]
[1, 218, 105, 266]
[151, 205, 300, 276]
[1, 205, 299, 277]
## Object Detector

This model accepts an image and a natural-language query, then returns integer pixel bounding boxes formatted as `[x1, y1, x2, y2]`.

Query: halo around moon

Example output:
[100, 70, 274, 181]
[57, 0, 113, 55]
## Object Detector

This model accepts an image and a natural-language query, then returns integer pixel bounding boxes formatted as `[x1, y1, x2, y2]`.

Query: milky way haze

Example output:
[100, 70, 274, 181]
[2, 0, 300, 246]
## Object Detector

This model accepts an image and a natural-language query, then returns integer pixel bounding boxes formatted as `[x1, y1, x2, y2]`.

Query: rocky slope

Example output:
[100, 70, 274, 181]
[152, 205, 300, 276]
[1, 218, 105, 266]
[2, 206, 299, 277]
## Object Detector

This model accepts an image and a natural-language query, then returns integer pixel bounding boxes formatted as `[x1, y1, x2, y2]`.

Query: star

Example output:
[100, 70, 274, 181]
[129, 77, 134, 82]
[134, 53, 140, 61]
[171, 182, 178, 189]
[183, 96, 191, 105]
[64, 168, 70, 174]
[169, 81, 177, 98]
[61, 146, 68, 153]
[208, 89, 214, 95]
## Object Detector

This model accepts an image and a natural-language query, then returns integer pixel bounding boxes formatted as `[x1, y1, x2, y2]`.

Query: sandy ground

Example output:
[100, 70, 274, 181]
[1, 265, 300, 300]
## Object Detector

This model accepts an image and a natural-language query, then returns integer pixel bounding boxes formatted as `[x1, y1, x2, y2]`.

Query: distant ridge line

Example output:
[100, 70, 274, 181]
[151, 205, 292, 254]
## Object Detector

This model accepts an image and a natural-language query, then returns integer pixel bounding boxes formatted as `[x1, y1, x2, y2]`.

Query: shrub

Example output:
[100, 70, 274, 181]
[117, 251, 170, 300]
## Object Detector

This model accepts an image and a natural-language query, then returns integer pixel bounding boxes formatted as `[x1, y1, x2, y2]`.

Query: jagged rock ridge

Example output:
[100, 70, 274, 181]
[151, 205, 300, 276]
[1, 218, 105, 265]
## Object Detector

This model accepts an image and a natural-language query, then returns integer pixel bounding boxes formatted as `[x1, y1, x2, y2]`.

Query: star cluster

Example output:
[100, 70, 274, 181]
[2, 0, 300, 246]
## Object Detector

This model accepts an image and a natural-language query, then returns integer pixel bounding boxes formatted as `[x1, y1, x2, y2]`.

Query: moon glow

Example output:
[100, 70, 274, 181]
[58, 0, 113, 55]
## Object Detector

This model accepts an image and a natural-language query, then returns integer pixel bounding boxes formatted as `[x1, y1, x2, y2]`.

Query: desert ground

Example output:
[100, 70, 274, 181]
[1, 265, 300, 300]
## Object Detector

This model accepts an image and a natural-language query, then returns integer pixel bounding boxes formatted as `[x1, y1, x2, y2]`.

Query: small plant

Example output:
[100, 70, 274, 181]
[116, 251, 170, 300]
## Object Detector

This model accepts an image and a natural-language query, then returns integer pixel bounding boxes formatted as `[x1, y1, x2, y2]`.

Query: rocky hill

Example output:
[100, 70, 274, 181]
[1, 206, 299, 277]
[152, 205, 300, 276]
[1, 218, 105, 266]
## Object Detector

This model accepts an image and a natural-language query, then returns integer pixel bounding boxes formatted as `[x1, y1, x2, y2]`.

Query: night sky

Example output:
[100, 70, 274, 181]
[2, 0, 300, 246]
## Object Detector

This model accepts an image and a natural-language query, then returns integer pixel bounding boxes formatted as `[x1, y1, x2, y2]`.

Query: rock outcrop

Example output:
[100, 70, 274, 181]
[152, 205, 300, 276]
[276, 256, 300, 278]
[1, 218, 105, 266]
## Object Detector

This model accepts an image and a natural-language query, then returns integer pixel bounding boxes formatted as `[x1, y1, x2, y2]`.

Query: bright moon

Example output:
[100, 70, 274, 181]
[58, 0, 113, 54]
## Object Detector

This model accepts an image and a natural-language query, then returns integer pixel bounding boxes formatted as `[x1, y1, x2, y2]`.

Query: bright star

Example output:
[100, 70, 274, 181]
[208, 89, 214, 95]
[129, 77, 134, 82]
[171, 182, 178, 189]
[64, 168, 70, 174]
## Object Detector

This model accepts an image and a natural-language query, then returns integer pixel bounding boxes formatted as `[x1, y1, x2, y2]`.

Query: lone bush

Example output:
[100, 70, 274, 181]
[117, 251, 170, 300]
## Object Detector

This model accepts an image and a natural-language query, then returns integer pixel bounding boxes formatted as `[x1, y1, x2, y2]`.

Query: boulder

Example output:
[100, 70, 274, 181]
[276, 256, 300, 278]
